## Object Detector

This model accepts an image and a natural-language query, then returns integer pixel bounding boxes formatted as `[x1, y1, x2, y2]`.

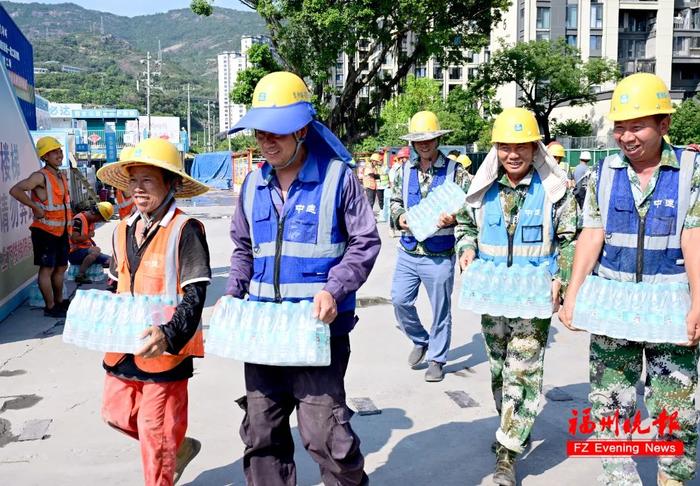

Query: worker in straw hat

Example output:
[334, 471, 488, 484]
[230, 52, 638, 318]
[226, 71, 380, 485]
[560, 72, 700, 486]
[390, 110, 468, 382]
[454, 107, 577, 485]
[96, 137, 211, 485]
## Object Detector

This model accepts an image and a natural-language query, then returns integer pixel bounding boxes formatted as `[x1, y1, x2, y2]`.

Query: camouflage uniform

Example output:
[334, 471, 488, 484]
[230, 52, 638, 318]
[455, 167, 578, 453]
[582, 142, 700, 484]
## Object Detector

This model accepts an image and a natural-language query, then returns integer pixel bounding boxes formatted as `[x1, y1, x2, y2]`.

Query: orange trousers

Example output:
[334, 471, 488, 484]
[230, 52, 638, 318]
[101, 374, 189, 486]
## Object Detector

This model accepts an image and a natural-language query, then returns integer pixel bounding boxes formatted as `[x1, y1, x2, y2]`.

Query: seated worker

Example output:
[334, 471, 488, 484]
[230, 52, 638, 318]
[69, 202, 114, 284]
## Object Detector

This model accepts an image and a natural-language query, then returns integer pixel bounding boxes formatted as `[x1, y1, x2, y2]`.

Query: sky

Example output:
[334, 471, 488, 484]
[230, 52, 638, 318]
[4, 0, 249, 16]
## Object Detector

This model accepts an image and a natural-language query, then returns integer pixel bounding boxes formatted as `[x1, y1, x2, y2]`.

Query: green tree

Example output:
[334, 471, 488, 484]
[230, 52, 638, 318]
[443, 87, 492, 146]
[551, 117, 593, 138]
[470, 39, 620, 143]
[193, 0, 510, 144]
[669, 96, 700, 146]
[230, 44, 282, 105]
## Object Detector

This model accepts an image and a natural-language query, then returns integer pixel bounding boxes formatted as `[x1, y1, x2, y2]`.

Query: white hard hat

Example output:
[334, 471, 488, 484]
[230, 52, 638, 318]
[580, 151, 592, 161]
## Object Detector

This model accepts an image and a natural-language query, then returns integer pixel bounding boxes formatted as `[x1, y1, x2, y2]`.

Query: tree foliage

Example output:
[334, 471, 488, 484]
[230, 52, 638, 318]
[551, 117, 593, 138]
[230, 44, 282, 105]
[669, 96, 700, 146]
[193, 0, 510, 144]
[470, 39, 620, 143]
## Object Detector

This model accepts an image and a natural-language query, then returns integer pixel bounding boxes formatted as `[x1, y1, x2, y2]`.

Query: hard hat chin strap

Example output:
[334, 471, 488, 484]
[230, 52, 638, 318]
[137, 187, 176, 239]
[276, 132, 305, 171]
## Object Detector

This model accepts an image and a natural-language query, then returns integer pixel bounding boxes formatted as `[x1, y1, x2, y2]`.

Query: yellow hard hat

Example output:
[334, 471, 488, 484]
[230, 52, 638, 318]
[97, 138, 209, 198]
[119, 146, 135, 162]
[95, 201, 114, 221]
[252, 71, 311, 108]
[401, 111, 452, 142]
[370, 153, 383, 163]
[457, 154, 472, 167]
[491, 108, 541, 144]
[609, 73, 675, 121]
[547, 142, 566, 158]
[36, 136, 62, 158]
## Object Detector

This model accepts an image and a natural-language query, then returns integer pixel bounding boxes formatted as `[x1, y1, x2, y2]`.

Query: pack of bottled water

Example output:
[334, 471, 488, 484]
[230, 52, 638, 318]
[572, 276, 690, 343]
[65, 263, 107, 282]
[28, 281, 69, 308]
[206, 296, 331, 366]
[458, 259, 553, 319]
[63, 289, 175, 353]
[405, 180, 466, 242]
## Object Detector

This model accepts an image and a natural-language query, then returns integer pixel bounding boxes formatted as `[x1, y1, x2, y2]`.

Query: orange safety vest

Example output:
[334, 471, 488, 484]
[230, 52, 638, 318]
[69, 212, 94, 253]
[103, 208, 205, 374]
[115, 190, 135, 219]
[363, 165, 377, 190]
[30, 167, 72, 236]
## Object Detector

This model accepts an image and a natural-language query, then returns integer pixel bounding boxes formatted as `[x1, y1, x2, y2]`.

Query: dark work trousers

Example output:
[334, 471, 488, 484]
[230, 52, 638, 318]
[237, 335, 366, 486]
[376, 189, 385, 210]
[364, 188, 376, 211]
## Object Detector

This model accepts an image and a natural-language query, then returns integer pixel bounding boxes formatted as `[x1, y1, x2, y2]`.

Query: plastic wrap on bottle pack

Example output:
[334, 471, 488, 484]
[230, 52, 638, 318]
[458, 260, 553, 319]
[206, 296, 331, 366]
[404, 180, 466, 242]
[65, 263, 107, 282]
[572, 275, 689, 344]
[63, 290, 158, 352]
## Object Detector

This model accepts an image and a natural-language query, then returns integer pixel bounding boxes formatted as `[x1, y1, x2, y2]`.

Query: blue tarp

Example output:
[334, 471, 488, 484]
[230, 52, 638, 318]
[191, 152, 232, 190]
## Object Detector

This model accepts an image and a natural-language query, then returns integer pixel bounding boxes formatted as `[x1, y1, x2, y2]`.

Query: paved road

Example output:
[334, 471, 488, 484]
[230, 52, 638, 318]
[0, 201, 698, 485]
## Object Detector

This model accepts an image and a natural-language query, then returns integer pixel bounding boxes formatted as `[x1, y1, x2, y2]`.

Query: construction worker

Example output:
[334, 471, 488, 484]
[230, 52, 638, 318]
[225, 71, 380, 486]
[375, 153, 390, 221]
[363, 153, 381, 211]
[389, 147, 410, 237]
[68, 202, 114, 284]
[560, 73, 700, 486]
[96, 138, 211, 486]
[448, 153, 474, 176]
[455, 107, 577, 485]
[547, 141, 574, 186]
[114, 146, 136, 219]
[573, 150, 592, 184]
[9, 136, 71, 318]
[390, 110, 468, 382]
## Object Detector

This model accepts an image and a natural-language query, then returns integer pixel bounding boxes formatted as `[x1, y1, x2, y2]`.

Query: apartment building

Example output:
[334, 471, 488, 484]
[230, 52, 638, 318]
[217, 35, 272, 133]
[491, 0, 700, 135]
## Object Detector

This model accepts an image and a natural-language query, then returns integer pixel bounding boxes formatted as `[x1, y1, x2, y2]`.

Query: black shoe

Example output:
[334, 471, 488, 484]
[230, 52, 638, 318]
[44, 306, 67, 318]
[407, 345, 427, 367]
[74, 274, 93, 285]
[57, 299, 71, 311]
[493, 445, 517, 486]
[424, 361, 444, 382]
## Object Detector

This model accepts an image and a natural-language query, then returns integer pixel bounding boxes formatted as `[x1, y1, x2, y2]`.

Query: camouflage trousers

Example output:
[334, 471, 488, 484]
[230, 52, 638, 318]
[482, 314, 550, 453]
[589, 334, 699, 485]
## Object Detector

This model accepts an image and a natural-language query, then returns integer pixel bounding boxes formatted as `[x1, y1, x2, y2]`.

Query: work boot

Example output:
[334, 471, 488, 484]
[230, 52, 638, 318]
[424, 361, 444, 382]
[74, 273, 93, 285]
[174, 437, 201, 484]
[43, 306, 67, 318]
[493, 445, 517, 486]
[658, 471, 684, 486]
[407, 345, 427, 367]
[491, 434, 530, 454]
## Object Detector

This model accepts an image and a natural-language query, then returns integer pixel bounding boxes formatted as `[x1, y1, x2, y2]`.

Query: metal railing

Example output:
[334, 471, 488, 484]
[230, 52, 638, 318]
[83, 129, 128, 150]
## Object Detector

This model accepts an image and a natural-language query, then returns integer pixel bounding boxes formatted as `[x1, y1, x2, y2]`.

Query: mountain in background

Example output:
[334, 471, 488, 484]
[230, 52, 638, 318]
[1, 1, 267, 131]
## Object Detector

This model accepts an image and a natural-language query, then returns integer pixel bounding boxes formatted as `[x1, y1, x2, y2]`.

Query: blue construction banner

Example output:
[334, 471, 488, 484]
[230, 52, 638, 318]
[105, 130, 117, 162]
[0, 5, 35, 130]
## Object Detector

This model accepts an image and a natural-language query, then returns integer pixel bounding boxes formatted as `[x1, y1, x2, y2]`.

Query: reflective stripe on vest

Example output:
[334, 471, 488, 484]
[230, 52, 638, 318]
[116, 191, 135, 219]
[595, 150, 696, 284]
[30, 167, 71, 236]
[242, 159, 354, 310]
[103, 208, 205, 373]
[476, 171, 557, 273]
[399, 157, 457, 253]
[69, 212, 93, 252]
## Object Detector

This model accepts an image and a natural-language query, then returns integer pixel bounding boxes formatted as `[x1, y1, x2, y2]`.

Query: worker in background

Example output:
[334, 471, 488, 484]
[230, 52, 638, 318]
[573, 150, 592, 185]
[391, 111, 468, 382]
[68, 202, 114, 284]
[9, 136, 71, 318]
[546, 141, 574, 187]
[376, 152, 390, 221]
[114, 147, 136, 219]
[97, 137, 211, 486]
[389, 147, 410, 237]
[448, 153, 474, 178]
[363, 153, 381, 212]
[225, 71, 380, 486]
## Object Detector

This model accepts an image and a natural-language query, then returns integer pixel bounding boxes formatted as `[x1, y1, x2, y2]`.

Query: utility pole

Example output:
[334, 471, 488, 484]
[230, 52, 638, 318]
[207, 100, 212, 152]
[139, 51, 162, 138]
[186, 83, 191, 142]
